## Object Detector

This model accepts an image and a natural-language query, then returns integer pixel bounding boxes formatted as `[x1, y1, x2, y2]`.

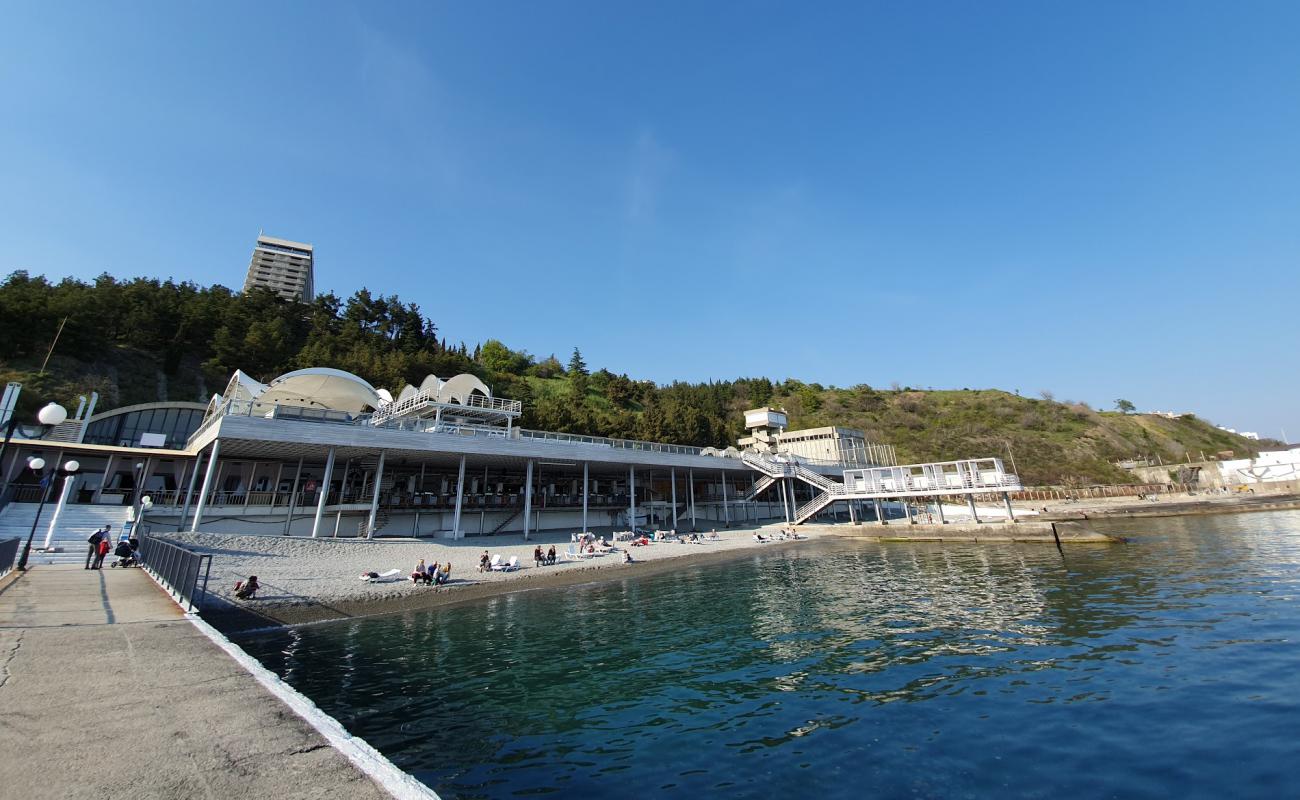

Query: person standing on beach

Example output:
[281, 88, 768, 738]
[85, 525, 109, 569]
[479, 551, 490, 573]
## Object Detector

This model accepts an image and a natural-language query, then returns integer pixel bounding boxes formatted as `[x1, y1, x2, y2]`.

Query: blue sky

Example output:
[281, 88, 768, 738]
[2, 1, 1297, 439]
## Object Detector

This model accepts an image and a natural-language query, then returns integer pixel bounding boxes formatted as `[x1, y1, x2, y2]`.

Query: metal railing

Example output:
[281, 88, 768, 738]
[0, 538, 19, 579]
[137, 534, 213, 612]
[517, 429, 709, 456]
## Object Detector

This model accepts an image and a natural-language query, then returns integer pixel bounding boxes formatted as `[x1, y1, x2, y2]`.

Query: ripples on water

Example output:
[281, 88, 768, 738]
[235, 512, 1300, 799]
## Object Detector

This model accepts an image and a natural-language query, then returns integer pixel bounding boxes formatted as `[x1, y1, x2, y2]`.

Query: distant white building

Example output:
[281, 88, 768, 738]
[243, 234, 314, 302]
[1218, 446, 1300, 485]
[738, 407, 895, 467]
[1216, 425, 1261, 441]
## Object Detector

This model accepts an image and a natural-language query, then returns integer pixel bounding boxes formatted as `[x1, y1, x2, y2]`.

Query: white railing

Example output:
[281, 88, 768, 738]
[370, 389, 523, 426]
[517, 429, 708, 457]
[842, 458, 1022, 496]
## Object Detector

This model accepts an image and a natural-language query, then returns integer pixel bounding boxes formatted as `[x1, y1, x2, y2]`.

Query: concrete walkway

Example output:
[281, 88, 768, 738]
[0, 565, 393, 800]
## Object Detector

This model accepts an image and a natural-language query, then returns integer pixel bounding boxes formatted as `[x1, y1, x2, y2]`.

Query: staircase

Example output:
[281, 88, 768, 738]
[741, 451, 849, 524]
[357, 508, 391, 538]
[489, 507, 524, 535]
[742, 474, 776, 502]
[0, 503, 133, 565]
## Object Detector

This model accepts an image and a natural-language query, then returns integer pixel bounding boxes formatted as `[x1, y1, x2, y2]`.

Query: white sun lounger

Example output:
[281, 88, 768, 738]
[493, 555, 520, 572]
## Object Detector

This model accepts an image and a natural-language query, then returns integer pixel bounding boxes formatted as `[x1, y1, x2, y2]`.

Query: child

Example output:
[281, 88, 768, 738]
[234, 576, 260, 600]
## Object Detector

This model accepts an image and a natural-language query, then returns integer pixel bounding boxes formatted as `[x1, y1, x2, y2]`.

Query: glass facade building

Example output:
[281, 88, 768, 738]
[83, 404, 206, 450]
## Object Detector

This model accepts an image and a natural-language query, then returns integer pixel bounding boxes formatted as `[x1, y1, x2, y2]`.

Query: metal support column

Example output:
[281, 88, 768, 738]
[670, 467, 677, 531]
[366, 450, 385, 538]
[189, 439, 221, 532]
[452, 454, 467, 539]
[522, 459, 534, 540]
[936, 495, 947, 524]
[581, 461, 588, 534]
[1003, 492, 1016, 522]
[874, 497, 886, 526]
[282, 457, 304, 536]
[93, 455, 115, 504]
[904, 497, 914, 525]
[688, 468, 696, 531]
[848, 500, 857, 525]
[721, 471, 730, 527]
[310, 447, 336, 538]
[629, 466, 637, 532]
[967, 494, 981, 524]
[177, 453, 202, 531]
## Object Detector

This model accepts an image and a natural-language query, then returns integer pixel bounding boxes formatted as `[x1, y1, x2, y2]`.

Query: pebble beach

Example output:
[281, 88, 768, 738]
[170, 524, 822, 627]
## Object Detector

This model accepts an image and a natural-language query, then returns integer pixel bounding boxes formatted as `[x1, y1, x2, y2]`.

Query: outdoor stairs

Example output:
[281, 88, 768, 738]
[0, 503, 133, 565]
[741, 451, 850, 525]
[743, 474, 776, 502]
[357, 509, 391, 538]
[489, 507, 524, 535]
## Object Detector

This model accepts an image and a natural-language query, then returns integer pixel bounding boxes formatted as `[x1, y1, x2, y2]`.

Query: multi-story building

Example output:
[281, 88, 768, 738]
[243, 234, 314, 302]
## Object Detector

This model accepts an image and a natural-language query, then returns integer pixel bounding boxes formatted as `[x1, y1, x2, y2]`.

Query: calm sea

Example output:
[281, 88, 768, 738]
[233, 511, 1300, 799]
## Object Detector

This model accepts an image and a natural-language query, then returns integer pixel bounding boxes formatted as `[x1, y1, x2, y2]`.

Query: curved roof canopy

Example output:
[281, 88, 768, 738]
[255, 368, 381, 414]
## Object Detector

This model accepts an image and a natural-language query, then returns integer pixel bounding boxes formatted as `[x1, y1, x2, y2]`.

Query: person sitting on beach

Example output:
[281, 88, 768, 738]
[435, 562, 451, 585]
[623, 550, 633, 564]
[411, 559, 428, 584]
[754, 533, 767, 542]
[534, 546, 545, 567]
[421, 562, 438, 585]
[478, 551, 491, 573]
[586, 543, 596, 554]
[234, 576, 260, 600]
[546, 545, 557, 565]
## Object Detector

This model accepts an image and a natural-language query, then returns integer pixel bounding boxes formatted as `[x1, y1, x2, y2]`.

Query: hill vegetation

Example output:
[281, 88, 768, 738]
[0, 271, 1270, 486]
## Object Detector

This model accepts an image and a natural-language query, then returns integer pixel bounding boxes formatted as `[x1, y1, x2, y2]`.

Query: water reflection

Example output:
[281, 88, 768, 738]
[236, 511, 1300, 799]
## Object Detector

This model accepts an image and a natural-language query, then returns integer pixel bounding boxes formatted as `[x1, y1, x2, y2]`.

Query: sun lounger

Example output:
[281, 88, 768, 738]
[492, 555, 519, 572]
[487, 554, 502, 571]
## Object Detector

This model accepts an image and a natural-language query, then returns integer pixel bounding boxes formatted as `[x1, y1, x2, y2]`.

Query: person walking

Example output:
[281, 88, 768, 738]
[85, 525, 110, 569]
[91, 535, 112, 570]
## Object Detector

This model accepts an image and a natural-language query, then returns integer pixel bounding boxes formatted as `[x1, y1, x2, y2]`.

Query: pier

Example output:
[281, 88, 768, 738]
[0, 566, 396, 799]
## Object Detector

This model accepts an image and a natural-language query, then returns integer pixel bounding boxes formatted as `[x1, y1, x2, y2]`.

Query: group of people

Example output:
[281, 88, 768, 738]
[410, 559, 452, 585]
[85, 525, 139, 570]
[533, 545, 558, 567]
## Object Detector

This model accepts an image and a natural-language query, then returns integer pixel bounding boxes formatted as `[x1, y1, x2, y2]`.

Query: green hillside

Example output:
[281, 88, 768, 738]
[0, 271, 1269, 486]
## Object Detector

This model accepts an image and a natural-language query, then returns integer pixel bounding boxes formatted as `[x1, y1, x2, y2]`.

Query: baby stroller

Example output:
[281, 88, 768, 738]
[110, 539, 138, 568]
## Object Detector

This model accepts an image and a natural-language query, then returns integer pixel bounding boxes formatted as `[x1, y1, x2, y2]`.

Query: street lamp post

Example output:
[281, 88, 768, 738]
[17, 457, 80, 570]
[0, 402, 68, 494]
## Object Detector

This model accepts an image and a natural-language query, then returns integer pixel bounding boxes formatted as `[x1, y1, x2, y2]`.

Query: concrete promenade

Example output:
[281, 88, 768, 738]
[0, 565, 393, 800]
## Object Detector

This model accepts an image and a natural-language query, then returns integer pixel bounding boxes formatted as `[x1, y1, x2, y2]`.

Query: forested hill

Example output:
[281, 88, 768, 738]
[0, 271, 1269, 486]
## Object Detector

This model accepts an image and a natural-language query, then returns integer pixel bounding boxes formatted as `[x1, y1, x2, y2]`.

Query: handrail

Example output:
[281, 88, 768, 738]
[371, 388, 523, 426]
[136, 534, 213, 612]
[0, 538, 19, 579]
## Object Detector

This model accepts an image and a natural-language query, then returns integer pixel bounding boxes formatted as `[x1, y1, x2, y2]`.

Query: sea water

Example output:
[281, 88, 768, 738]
[233, 511, 1300, 799]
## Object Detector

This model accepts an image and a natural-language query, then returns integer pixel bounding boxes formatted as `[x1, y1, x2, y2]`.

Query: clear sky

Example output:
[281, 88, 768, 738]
[2, 1, 1297, 439]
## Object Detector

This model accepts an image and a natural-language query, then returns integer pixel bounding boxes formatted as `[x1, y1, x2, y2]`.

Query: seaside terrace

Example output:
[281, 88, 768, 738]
[0, 368, 1020, 561]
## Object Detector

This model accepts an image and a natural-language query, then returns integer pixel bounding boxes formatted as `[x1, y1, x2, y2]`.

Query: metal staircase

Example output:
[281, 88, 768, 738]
[489, 507, 524, 535]
[742, 474, 776, 502]
[741, 451, 850, 524]
[357, 508, 391, 538]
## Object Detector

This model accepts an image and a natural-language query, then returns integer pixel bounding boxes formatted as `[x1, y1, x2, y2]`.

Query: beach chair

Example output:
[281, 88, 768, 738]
[487, 554, 502, 571]
[564, 544, 582, 561]
[494, 555, 520, 572]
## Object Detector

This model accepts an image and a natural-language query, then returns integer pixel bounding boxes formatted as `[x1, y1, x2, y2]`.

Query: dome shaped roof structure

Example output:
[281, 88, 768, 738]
[255, 368, 382, 414]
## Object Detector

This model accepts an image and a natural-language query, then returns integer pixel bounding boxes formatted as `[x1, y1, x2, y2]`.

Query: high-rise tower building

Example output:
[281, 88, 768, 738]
[243, 234, 314, 302]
